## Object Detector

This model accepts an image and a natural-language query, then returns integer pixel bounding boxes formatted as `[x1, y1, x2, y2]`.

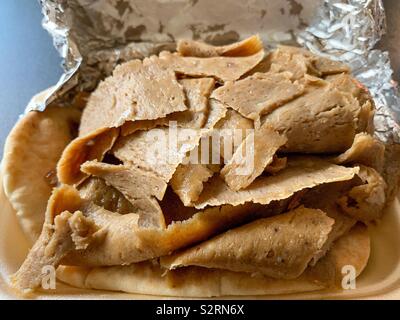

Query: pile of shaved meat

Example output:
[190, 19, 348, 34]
[8, 35, 398, 297]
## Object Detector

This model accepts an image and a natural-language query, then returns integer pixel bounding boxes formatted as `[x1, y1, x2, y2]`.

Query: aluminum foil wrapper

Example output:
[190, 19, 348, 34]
[34, 0, 400, 143]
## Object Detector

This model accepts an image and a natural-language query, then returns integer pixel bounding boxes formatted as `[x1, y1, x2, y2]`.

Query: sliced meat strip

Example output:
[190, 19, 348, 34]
[300, 181, 358, 266]
[262, 79, 370, 153]
[158, 50, 265, 83]
[79, 58, 187, 137]
[337, 165, 387, 222]
[177, 35, 263, 57]
[211, 71, 305, 120]
[333, 132, 385, 172]
[62, 201, 267, 267]
[167, 78, 215, 128]
[214, 109, 254, 162]
[382, 144, 400, 202]
[11, 185, 105, 292]
[194, 157, 359, 209]
[221, 124, 287, 190]
[78, 177, 135, 215]
[56, 223, 369, 297]
[326, 73, 375, 134]
[81, 161, 167, 228]
[121, 78, 216, 136]
[81, 161, 167, 201]
[112, 126, 208, 182]
[161, 206, 333, 280]
[265, 155, 287, 174]
[272, 46, 350, 77]
[121, 118, 169, 137]
[170, 164, 214, 206]
[246, 45, 349, 79]
[112, 100, 227, 183]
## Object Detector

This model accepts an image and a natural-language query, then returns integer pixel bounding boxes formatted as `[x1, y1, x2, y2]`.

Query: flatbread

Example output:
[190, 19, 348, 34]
[211, 71, 305, 120]
[160, 206, 334, 279]
[2, 105, 81, 242]
[57, 127, 119, 185]
[56, 224, 370, 297]
[305, 223, 370, 288]
[221, 124, 287, 190]
[177, 35, 263, 57]
[194, 157, 359, 209]
[158, 50, 265, 83]
[79, 58, 187, 137]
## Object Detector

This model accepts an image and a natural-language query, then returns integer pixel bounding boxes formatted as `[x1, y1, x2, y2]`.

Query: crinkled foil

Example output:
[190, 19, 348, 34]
[33, 0, 400, 143]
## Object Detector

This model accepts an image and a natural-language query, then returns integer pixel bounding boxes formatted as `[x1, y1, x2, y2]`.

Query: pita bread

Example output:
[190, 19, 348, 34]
[305, 223, 370, 288]
[57, 127, 119, 185]
[2, 105, 81, 242]
[56, 224, 369, 297]
[158, 50, 265, 83]
[337, 165, 387, 222]
[11, 185, 105, 292]
[211, 71, 305, 120]
[194, 157, 359, 209]
[333, 133, 385, 172]
[161, 206, 334, 279]
[177, 35, 263, 57]
[221, 125, 287, 190]
[79, 58, 187, 137]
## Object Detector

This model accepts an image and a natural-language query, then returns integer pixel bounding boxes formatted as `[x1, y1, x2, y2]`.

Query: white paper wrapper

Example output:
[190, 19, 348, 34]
[34, 0, 400, 143]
